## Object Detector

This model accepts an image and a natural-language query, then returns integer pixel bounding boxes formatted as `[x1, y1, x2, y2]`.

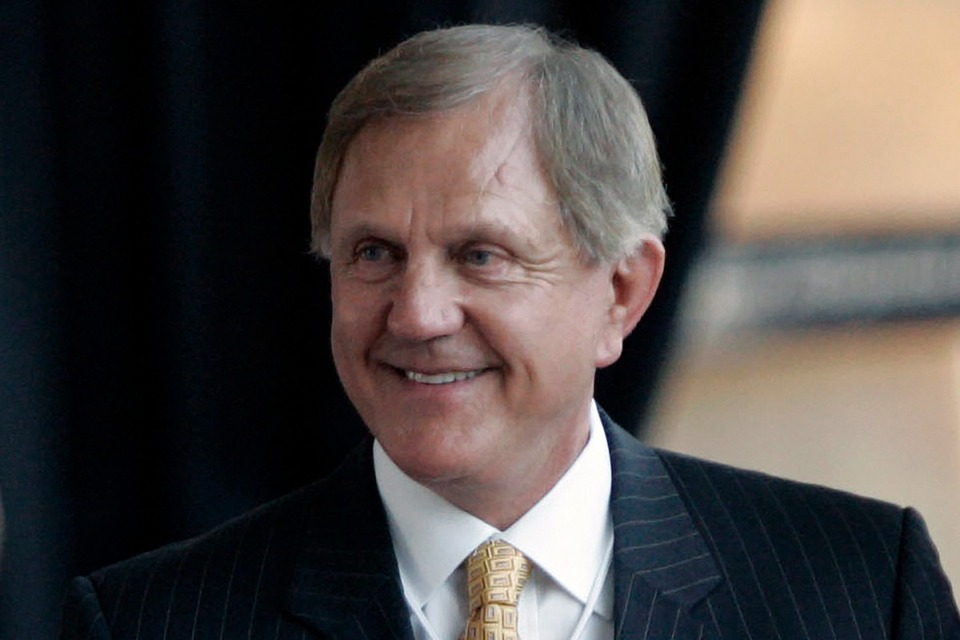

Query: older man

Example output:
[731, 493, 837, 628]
[61, 24, 958, 640]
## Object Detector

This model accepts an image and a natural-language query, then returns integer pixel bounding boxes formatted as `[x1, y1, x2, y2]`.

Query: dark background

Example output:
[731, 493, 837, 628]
[0, 1, 764, 637]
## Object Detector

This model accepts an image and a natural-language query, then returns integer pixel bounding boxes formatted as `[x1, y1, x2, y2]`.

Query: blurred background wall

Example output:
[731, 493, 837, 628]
[0, 2, 763, 637]
[651, 0, 960, 595]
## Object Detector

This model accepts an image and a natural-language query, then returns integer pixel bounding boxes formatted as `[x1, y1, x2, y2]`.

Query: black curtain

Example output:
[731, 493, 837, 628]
[0, 2, 764, 637]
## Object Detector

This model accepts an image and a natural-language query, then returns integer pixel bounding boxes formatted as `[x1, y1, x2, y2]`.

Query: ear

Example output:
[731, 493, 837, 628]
[595, 237, 665, 368]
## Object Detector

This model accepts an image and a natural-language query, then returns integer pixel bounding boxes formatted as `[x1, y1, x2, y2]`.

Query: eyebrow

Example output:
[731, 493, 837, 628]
[329, 223, 400, 257]
[334, 216, 520, 243]
[331, 199, 556, 259]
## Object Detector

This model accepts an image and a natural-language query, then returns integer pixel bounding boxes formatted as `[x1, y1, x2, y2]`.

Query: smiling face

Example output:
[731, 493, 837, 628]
[327, 88, 656, 525]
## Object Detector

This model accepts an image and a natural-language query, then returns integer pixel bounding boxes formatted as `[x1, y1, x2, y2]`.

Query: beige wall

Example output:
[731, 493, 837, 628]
[649, 322, 960, 585]
[651, 0, 960, 587]
[712, 0, 960, 241]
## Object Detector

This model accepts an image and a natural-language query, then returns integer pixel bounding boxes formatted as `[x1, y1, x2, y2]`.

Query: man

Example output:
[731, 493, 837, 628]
[61, 24, 958, 639]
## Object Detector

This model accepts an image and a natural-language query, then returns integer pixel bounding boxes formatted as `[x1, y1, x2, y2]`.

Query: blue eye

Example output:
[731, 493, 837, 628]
[464, 249, 493, 266]
[357, 244, 388, 261]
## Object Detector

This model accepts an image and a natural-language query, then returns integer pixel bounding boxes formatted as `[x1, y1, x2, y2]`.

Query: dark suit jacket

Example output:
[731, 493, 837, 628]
[61, 415, 960, 639]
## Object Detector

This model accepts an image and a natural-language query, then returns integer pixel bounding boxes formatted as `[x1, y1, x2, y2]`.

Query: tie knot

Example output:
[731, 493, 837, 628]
[466, 539, 531, 610]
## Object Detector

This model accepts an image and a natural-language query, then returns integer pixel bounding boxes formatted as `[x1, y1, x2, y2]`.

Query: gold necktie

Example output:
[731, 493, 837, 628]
[461, 539, 532, 640]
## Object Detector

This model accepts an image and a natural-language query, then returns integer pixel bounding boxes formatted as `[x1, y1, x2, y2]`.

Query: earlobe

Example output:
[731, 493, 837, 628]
[595, 238, 665, 367]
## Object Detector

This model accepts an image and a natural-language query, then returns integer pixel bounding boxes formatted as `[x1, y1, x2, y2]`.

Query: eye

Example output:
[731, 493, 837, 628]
[344, 240, 402, 282]
[356, 243, 389, 262]
[463, 248, 494, 267]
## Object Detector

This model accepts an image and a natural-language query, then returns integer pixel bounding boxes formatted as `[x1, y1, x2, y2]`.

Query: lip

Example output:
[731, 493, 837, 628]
[379, 362, 495, 386]
[404, 369, 484, 385]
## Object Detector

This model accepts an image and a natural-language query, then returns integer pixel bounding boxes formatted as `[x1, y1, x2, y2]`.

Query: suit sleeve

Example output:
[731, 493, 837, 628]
[60, 576, 114, 640]
[893, 507, 960, 639]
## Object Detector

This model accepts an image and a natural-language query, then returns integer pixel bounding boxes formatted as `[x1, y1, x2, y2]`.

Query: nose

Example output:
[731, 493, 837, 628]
[386, 260, 464, 342]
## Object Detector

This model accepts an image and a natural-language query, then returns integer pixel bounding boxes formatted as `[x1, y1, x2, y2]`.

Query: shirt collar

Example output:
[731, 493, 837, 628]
[374, 401, 613, 614]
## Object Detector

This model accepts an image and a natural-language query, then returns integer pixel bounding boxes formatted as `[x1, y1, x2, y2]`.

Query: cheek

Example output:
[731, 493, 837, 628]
[535, 287, 614, 369]
[329, 318, 353, 386]
[481, 294, 597, 375]
[593, 331, 623, 369]
[332, 276, 378, 324]
[330, 283, 377, 362]
[332, 313, 373, 361]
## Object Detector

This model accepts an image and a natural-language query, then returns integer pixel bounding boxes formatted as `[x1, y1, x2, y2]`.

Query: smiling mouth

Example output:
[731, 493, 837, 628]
[403, 369, 484, 385]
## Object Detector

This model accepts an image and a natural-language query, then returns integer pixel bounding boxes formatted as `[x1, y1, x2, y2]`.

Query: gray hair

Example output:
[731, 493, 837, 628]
[310, 23, 671, 262]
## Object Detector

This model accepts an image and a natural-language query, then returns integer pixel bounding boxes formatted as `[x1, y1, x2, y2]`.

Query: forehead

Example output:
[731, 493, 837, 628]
[344, 89, 535, 181]
[331, 89, 564, 238]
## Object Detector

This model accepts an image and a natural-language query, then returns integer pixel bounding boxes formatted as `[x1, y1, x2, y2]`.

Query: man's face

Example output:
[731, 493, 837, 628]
[327, 90, 629, 505]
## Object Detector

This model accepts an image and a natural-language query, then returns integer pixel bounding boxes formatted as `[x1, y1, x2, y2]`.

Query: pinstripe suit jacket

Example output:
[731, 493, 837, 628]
[61, 414, 959, 639]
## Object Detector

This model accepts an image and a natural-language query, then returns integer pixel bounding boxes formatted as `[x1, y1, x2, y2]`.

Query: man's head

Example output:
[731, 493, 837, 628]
[311, 23, 670, 263]
[314, 24, 667, 527]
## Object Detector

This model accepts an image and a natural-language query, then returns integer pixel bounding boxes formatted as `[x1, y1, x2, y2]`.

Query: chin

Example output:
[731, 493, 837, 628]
[389, 446, 476, 484]
[375, 424, 487, 483]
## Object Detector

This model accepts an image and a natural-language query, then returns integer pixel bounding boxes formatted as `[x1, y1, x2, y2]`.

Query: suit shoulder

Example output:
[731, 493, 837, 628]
[85, 439, 375, 608]
[88, 478, 314, 593]
[646, 449, 959, 636]
[63, 440, 384, 638]
[657, 450, 915, 560]
[655, 449, 905, 523]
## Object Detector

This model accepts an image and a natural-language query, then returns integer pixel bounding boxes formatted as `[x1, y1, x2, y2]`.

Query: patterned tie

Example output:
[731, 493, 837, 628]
[461, 539, 532, 640]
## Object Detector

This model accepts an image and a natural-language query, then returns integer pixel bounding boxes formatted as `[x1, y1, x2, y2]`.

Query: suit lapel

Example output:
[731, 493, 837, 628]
[603, 412, 723, 639]
[280, 414, 723, 639]
[283, 440, 414, 640]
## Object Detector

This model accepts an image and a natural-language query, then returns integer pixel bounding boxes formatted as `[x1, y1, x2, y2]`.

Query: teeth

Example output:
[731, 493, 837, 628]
[405, 370, 481, 385]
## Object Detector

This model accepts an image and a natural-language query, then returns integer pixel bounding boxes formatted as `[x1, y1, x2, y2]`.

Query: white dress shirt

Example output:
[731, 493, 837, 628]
[374, 401, 614, 640]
